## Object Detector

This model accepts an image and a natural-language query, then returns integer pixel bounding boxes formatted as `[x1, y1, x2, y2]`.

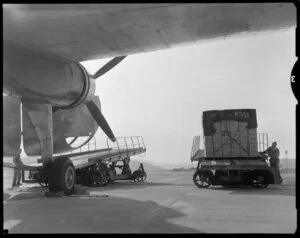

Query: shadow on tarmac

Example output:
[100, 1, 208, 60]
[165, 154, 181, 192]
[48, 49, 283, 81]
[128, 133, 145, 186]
[88, 181, 174, 192]
[4, 195, 201, 233]
[3, 186, 48, 202]
[209, 185, 295, 196]
[3, 181, 174, 202]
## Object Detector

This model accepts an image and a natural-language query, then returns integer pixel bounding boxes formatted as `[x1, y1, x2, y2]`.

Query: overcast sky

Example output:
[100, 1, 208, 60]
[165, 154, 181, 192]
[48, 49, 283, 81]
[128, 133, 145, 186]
[81, 29, 296, 165]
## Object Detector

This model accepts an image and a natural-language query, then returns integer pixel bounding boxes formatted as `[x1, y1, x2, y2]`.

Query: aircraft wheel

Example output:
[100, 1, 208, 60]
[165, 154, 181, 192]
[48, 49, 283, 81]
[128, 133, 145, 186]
[49, 157, 76, 195]
[193, 171, 213, 188]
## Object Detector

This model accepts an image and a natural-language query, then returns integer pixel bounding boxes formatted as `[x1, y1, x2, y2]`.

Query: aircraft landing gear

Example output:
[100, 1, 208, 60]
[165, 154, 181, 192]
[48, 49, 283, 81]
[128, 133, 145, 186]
[48, 157, 76, 195]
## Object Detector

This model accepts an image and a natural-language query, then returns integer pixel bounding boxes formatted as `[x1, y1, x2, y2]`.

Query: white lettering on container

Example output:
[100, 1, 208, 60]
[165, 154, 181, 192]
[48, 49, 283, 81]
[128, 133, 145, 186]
[234, 111, 250, 119]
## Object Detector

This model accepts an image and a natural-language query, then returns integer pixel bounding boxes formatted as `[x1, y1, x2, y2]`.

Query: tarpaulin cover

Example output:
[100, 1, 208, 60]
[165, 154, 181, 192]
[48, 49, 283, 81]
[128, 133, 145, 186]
[202, 109, 257, 136]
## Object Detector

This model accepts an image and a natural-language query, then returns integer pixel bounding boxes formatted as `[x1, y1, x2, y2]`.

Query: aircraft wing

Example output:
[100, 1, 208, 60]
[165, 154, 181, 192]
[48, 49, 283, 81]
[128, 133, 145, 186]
[3, 3, 296, 63]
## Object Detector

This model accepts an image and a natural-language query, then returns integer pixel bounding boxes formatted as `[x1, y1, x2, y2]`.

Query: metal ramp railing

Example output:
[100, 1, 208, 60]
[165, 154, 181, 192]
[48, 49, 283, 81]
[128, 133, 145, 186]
[257, 133, 268, 152]
[106, 136, 146, 160]
[191, 135, 201, 159]
[59, 136, 97, 156]
[190, 135, 205, 162]
[79, 136, 96, 153]
[58, 136, 146, 160]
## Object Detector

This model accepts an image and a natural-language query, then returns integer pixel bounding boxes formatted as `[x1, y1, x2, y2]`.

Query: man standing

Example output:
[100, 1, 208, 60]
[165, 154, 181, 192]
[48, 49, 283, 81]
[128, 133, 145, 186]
[263, 142, 282, 181]
[12, 148, 23, 187]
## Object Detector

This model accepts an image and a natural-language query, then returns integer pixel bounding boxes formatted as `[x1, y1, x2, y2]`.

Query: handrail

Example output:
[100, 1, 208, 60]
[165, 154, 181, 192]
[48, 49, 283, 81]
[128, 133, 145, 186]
[124, 137, 129, 156]
[132, 137, 136, 155]
[258, 133, 268, 152]
[57, 136, 145, 162]
[138, 136, 146, 157]
[137, 137, 141, 149]
[106, 136, 146, 160]
[131, 137, 135, 153]
[190, 136, 200, 159]
[107, 140, 111, 159]
[59, 135, 97, 156]
[116, 138, 121, 159]
[140, 137, 145, 148]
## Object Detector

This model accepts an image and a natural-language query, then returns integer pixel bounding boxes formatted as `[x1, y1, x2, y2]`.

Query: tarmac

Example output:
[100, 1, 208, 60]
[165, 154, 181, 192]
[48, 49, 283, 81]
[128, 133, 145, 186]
[3, 168, 297, 233]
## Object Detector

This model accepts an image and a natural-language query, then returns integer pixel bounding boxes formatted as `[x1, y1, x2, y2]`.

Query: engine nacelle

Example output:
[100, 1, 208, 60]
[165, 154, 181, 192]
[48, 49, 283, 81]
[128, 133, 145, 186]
[4, 40, 95, 109]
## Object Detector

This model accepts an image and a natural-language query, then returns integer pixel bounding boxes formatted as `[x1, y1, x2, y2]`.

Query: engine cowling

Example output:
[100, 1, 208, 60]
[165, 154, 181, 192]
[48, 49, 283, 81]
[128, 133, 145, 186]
[4, 40, 95, 109]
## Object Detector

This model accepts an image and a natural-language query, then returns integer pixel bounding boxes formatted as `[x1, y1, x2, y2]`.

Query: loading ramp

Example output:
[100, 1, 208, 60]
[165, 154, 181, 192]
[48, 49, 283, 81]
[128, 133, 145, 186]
[4, 136, 147, 193]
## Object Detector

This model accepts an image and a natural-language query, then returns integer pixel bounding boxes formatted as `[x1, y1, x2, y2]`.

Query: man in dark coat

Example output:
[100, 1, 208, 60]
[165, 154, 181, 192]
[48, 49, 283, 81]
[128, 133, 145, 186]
[12, 148, 23, 187]
[263, 141, 282, 181]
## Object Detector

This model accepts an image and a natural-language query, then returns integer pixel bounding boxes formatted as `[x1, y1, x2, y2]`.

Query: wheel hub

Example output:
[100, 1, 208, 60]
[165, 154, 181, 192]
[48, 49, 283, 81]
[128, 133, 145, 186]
[65, 167, 75, 189]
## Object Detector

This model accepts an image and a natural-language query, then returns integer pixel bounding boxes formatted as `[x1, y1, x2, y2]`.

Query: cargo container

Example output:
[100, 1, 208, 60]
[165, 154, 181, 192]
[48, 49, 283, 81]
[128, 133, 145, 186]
[191, 109, 282, 189]
[203, 109, 258, 157]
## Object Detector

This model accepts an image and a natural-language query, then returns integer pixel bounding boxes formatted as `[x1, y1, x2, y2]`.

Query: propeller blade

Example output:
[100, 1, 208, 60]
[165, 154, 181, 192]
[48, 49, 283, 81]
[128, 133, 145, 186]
[93, 56, 127, 79]
[86, 100, 116, 142]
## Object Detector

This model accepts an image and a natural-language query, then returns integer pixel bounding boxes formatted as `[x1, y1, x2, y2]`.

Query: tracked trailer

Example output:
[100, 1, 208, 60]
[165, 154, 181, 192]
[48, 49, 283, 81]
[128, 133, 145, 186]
[191, 109, 282, 189]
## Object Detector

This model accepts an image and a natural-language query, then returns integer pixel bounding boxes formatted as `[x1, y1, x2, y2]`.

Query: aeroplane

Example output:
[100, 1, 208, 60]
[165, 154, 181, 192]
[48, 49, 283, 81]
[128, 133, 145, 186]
[3, 3, 296, 194]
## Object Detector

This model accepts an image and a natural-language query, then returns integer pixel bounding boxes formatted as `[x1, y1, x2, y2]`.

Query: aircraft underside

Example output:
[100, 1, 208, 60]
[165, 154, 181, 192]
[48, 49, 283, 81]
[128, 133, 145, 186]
[3, 3, 296, 195]
[3, 39, 128, 194]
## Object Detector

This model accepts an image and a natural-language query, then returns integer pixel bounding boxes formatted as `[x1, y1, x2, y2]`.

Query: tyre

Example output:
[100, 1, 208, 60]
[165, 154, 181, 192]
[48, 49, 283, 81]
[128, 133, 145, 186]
[49, 157, 76, 195]
[132, 170, 142, 182]
[193, 171, 213, 188]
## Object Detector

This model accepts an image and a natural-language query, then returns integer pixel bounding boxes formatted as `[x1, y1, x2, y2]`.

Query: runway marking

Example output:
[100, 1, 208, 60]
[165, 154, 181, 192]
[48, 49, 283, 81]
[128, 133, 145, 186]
[164, 177, 184, 181]
[4, 220, 22, 230]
